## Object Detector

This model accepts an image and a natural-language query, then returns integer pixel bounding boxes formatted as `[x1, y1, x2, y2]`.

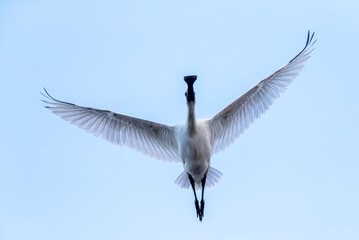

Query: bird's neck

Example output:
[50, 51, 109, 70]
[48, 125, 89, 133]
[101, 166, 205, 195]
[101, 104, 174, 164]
[187, 101, 197, 133]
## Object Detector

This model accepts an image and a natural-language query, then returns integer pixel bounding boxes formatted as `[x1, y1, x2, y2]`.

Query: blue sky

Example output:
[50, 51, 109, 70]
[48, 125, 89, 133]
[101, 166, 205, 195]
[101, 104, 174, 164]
[1, 0, 358, 239]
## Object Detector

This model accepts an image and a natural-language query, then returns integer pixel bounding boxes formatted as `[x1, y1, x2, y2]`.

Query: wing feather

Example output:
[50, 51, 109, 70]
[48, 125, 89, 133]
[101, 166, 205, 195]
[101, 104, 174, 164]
[42, 90, 180, 163]
[208, 31, 316, 154]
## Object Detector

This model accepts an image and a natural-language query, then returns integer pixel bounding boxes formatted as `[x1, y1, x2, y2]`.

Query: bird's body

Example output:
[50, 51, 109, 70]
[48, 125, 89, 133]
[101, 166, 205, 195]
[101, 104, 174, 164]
[179, 119, 211, 184]
[42, 31, 316, 221]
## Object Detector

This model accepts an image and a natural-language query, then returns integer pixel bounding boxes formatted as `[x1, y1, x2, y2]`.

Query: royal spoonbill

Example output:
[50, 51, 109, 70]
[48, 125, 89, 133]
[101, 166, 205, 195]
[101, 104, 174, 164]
[42, 31, 316, 221]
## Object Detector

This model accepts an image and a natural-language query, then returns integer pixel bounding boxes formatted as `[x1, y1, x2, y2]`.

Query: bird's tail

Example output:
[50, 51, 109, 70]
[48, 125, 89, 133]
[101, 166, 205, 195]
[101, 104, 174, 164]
[175, 167, 223, 190]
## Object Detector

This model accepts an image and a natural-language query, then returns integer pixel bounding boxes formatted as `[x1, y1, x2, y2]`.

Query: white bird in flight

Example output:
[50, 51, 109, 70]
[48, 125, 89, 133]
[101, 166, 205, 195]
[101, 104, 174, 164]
[43, 31, 316, 221]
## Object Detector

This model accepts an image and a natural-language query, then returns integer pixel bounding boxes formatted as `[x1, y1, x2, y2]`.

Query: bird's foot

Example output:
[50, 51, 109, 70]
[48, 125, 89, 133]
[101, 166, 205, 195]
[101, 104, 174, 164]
[194, 199, 200, 218]
[200, 199, 205, 220]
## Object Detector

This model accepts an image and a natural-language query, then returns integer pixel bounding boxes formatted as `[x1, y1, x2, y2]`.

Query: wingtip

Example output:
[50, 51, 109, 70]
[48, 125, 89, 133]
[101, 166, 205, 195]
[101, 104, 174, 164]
[289, 30, 316, 64]
[41, 88, 53, 99]
[40, 88, 50, 99]
[306, 30, 316, 47]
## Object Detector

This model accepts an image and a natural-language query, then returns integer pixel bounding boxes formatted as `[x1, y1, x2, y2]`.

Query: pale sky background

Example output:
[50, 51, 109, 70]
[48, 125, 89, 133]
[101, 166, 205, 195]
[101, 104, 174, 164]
[1, 1, 358, 240]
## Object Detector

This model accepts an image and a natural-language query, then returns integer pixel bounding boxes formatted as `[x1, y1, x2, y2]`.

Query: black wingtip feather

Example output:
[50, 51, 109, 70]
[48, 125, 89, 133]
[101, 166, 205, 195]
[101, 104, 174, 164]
[289, 31, 316, 63]
[41, 88, 56, 101]
[40, 88, 76, 106]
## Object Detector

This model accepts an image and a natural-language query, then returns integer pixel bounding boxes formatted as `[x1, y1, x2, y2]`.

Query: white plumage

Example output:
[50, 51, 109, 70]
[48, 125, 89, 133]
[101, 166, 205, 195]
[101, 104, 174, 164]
[43, 31, 316, 221]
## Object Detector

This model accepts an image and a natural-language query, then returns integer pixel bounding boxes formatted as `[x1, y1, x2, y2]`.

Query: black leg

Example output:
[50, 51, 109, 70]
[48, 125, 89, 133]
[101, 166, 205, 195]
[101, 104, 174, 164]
[188, 174, 200, 219]
[199, 173, 207, 221]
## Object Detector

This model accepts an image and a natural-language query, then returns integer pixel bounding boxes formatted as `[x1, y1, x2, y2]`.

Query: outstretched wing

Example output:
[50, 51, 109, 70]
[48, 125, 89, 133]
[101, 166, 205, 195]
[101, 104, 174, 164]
[42, 89, 180, 163]
[208, 31, 316, 154]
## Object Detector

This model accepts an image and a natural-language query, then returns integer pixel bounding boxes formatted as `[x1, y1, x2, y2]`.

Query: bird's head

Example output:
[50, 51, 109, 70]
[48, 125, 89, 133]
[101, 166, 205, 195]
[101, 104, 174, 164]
[184, 75, 197, 103]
